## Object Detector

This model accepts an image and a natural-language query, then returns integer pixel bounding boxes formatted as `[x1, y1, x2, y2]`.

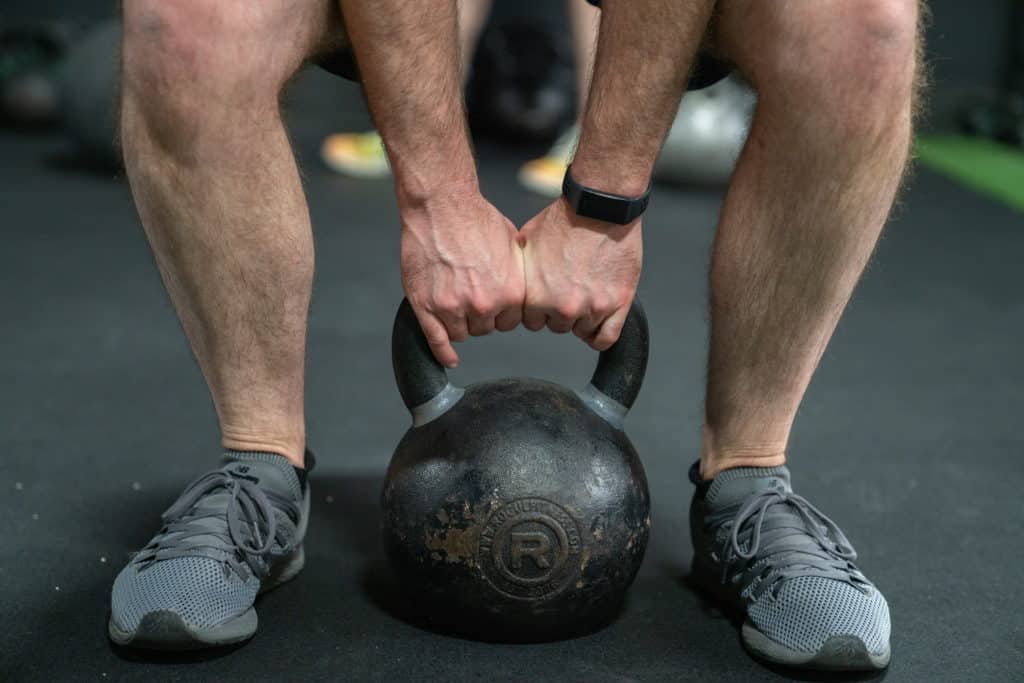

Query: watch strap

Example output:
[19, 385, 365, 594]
[562, 165, 651, 225]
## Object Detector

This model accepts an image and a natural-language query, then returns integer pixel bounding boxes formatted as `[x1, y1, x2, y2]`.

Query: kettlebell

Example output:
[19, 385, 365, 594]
[381, 298, 651, 642]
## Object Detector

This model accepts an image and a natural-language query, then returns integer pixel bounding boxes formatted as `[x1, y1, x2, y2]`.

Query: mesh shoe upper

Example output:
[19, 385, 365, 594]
[112, 557, 259, 631]
[690, 463, 890, 657]
[111, 452, 307, 632]
[748, 575, 890, 655]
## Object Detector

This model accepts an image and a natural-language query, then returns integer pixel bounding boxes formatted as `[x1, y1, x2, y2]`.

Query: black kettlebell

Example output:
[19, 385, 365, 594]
[382, 298, 651, 642]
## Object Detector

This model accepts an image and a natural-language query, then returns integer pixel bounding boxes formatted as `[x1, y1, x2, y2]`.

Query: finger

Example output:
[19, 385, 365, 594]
[590, 305, 630, 351]
[572, 314, 601, 341]
[523, 306, 547, 332]
[546, 313, 575, 334]
[495, 305, 522, 332]
[467, 314, 496, 337]
[437, 310, 470, 343]
[416, 312, 460, 368]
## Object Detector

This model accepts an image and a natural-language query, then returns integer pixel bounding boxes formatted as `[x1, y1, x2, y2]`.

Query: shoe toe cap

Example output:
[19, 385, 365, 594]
[111, 557, 258, 633]
[748, 576, 891, 657]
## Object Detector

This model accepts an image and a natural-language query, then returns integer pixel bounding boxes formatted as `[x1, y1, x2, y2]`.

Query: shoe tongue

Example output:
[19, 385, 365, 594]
[705, 465, 792, 510]
[221, 451, 302, 502]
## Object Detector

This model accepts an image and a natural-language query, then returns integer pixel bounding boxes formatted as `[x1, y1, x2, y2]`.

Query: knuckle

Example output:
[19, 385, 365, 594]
[554, 301, 582, 320]
[611, 289, 633, 308]
[468, 295, 496, 318]
[590, 298, 612, 317]
[432, 294, 460, 315]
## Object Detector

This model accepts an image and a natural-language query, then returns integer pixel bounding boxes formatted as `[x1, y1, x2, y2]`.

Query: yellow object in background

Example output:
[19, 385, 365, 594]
[321, 131, 390, 179]
[517, 125, 580, 198]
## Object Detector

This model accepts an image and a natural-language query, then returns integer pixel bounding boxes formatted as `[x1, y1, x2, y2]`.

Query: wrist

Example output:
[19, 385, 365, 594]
[393, 149, 479, 210]
[570, 138, 655, 197]
[568, 156, 652, 197]
[561, 164, 650, 227]
[397, 174, 483, 228]
[554, 195, 642, 235]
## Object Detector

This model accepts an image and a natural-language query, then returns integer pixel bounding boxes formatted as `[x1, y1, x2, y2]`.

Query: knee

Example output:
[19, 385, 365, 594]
[757, 0, 919, 128]
[121, 1, 284, 142]
[843, 0, 918, 95]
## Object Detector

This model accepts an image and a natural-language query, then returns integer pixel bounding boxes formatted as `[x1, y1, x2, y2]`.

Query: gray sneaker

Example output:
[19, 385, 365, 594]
[688, 463, 891, 671]
[109, 451, 313, 649]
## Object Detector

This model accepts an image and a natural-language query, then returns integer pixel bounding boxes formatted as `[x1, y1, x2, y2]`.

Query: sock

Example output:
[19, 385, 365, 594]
[224, 448, 315, 491]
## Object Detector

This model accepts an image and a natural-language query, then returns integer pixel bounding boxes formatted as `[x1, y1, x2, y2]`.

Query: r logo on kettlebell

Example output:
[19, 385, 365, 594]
[478, 498, 582, 600]
[509, 531, 552, 570]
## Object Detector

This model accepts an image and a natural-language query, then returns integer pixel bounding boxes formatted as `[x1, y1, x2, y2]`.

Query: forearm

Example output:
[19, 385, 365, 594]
[342, 1, 477, 204]
[572, 0, 716, 195]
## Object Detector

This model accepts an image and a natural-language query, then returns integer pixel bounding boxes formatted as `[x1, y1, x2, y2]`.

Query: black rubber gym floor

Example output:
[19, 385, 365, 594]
[3, 69, 1022, 682]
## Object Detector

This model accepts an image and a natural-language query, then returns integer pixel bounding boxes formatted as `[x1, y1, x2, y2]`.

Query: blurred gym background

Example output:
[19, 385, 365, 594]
[3, 3, 1022, 681]
[1, 0, 1023, 206]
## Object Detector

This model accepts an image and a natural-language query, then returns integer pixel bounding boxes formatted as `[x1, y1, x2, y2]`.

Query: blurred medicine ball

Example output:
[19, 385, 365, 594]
[0, 22, 73, 127]
[654, 74, 756, 187]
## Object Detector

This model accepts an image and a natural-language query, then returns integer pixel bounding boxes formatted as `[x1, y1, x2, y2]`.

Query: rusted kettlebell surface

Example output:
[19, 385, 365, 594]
[382, 298, 651, 642]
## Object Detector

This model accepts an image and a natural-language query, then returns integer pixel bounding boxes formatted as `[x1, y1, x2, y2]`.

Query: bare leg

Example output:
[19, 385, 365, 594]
[457, 0, 493, 80]
[515, 0, 600, 197]
[701, 0, 923, 478]
[567, 0, 600, 116]
[121, 0, 338, 466]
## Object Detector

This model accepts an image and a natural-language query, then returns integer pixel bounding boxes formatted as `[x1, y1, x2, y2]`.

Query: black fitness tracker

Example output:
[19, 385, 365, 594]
[561, 164, 651, 226]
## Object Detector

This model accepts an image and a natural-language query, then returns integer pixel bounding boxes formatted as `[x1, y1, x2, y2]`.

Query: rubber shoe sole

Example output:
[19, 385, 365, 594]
[742, 619, 891, 671]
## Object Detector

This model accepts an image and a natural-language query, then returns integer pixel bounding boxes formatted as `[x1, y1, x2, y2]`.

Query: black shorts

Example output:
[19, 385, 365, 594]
[316, 47, 731, 90]
[316, 4, 733, 91]
[688, 51, 733, 90]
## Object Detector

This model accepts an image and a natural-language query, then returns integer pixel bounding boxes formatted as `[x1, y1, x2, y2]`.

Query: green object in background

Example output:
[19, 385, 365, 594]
[916, 136, 1024, 213]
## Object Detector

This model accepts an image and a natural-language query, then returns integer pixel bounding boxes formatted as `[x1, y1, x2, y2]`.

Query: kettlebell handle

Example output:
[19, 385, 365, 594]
[392, 298, 649, 427]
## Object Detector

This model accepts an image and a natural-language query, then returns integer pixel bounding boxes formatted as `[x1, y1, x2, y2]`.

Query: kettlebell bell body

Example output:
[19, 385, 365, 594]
[382, 299, 651, 641]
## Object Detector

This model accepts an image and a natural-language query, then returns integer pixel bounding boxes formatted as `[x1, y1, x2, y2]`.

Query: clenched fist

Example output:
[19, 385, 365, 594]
[519, 198, 642, 351]
[400, 187, 525, 368]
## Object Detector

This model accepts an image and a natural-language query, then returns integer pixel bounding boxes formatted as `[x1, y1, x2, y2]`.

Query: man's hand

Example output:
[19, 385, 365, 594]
[511, 0, 712, 353]
[342, 1, 526, 367]
[401, 187, 525, 368]
[519, 198, 642, 351]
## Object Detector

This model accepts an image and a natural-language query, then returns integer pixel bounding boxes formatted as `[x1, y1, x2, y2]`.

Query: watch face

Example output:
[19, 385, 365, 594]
[577, 190, 632, 225]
